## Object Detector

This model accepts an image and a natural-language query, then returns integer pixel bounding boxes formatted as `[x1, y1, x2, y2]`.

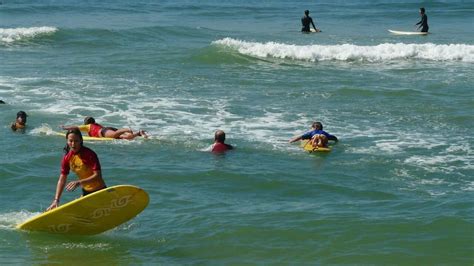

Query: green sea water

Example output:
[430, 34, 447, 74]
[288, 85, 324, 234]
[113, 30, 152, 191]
[1, 0, 473, 264]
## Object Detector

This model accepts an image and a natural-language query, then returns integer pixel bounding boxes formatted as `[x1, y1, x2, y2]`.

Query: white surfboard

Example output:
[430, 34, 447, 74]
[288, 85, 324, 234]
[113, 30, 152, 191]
[388, 29, 428, 35]
[310, 28, 321, 33]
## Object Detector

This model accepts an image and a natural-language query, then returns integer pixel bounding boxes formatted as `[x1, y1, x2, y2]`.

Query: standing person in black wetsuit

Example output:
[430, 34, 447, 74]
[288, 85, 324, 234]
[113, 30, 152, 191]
[301, 10, 320, 33]
[416, 7, 429, 33]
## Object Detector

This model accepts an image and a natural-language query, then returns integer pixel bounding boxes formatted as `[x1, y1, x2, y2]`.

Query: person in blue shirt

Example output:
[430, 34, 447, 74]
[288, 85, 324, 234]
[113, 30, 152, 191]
[289, 121, 338, 143]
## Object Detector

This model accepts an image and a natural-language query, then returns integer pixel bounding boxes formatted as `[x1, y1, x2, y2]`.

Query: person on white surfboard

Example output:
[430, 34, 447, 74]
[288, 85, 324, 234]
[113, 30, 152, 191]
[415, 7, 429, 33]
[301, 10, 320, 33]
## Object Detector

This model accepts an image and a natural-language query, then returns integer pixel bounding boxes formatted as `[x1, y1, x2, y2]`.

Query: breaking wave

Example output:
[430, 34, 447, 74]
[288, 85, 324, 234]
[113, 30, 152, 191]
[0, 26, 58, 43]
[213, 38, 474, 62]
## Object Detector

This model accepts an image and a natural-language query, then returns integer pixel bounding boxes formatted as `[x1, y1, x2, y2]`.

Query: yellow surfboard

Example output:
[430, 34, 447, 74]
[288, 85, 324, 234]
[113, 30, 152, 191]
[17, 185, 149, 235]
[54, 131, 116, 141]
[300, 141, 331, 153]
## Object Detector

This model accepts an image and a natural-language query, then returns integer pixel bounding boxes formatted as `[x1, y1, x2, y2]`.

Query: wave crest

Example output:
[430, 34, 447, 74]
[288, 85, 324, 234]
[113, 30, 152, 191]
[0, 26, 58, 43]
[213, 38, 474, 62]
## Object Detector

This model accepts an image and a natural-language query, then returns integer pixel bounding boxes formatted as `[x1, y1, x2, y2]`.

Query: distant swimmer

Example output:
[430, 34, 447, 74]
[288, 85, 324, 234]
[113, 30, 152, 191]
[415, 7, 429, 32]
[11, 111, 28, 132]
[47, 129, 107, 211]
[0, 100, 5, 104]
[61, 116, 147, 140]
[289, 121, 338, 143]
[301, 10, 320, 33]
[210, 130, 233, 153]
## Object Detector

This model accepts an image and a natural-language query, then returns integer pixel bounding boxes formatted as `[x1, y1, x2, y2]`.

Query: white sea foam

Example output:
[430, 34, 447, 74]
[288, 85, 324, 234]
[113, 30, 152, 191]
[55, 243, 112, 250]
[213, 38, 474, 62]
[0, 211, 40, 230]
[1, 75, 471, 161]
[0, 26, 57, 43]
[404, 154, 473, 174]
[463, 181, 474, 191]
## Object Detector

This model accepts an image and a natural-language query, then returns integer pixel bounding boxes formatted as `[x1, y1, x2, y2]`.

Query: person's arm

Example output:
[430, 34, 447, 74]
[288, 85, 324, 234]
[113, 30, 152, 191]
[65, 170, 102, 192]
[61, 124, 89, 133]
[290, 130, 313, 143]
[11, 122, 17, 131]
[46, 173, 67, 211]
[416, 15, 425, 28]
[327, 135, 338, 142]
[61, 125, 79, 131]
[311, 18, 318, 31]
[289, 135, 302, 143]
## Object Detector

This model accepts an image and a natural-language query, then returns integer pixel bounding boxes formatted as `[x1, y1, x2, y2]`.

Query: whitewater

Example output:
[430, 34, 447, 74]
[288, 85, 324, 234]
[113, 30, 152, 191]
[214, 38, 474, 62]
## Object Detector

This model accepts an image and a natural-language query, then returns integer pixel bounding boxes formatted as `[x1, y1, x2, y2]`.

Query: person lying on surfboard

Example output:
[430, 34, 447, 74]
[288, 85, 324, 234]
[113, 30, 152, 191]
[61, 116, 147, 140]
[47, 129, 107, 211]
[301, 10, 320, 33]
[11, 111, 28, 132]
[210, 130, 233, 153]
[289, 121, 338, 143]
[415, 7, 429, 33]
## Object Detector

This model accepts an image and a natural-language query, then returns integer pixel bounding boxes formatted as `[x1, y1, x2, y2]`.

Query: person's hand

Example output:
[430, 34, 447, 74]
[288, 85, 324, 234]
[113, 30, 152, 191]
[66, 181, 80, 191]
[46, 199, 59, 211]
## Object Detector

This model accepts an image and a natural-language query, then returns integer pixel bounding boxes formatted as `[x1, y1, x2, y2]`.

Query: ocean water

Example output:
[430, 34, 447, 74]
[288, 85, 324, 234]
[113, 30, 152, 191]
[1, 0, 473, 264]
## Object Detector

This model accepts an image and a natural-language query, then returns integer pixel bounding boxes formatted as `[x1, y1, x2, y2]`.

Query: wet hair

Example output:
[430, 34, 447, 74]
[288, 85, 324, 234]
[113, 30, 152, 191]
[420, 7, 425, 14]
[84, 116, 95, 125]
[318, 134, 328, 144]
[312, 121, 323, 130]
[17, 111, 28, 119]
[215, 130, 226, 143]
[304, 10, 309, 15]
[63, 128, 83, 154]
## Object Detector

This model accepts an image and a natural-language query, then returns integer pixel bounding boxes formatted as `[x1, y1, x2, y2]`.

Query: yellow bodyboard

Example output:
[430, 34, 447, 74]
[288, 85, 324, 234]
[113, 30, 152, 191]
[17, 185, 149, 235]
[54, 131, 116, 141]
[300, 141, 331, 153]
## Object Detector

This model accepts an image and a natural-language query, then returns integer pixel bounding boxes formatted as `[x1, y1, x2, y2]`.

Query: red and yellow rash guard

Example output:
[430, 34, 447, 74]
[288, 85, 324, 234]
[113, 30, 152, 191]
[61, 146, 106, 192]
[78, 123, 103, 137]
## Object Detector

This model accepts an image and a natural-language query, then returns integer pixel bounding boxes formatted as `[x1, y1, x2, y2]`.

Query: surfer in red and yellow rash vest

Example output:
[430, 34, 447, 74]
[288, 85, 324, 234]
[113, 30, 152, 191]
[46, 129, 106, 211]
[61, 116, 147, 140]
